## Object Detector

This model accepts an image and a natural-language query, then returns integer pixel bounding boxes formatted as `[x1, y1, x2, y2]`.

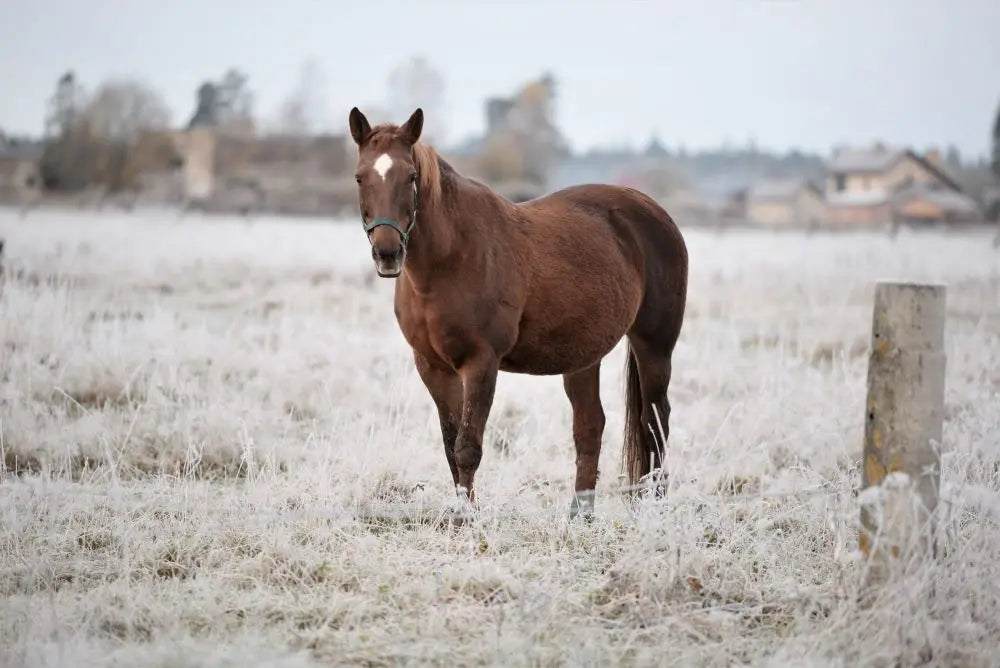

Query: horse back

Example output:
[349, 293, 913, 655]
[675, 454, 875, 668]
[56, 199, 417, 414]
[517, 183, 687, 275]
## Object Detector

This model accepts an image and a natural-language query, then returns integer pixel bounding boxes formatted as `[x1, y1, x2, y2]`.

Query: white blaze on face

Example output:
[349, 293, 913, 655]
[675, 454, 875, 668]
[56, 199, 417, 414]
[373, 153, 393, 181]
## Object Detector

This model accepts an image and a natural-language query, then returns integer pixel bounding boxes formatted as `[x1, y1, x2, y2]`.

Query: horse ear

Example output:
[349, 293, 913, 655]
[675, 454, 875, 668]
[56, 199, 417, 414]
[400, 108, 423, 145]
[349, 107, 372, 146]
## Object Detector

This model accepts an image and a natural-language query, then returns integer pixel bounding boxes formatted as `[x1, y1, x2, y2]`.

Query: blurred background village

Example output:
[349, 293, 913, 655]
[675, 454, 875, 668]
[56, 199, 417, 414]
[2, 58, 999, 232]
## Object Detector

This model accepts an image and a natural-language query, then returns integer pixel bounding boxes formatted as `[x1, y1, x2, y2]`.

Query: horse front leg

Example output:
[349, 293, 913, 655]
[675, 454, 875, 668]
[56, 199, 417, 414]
[413, 351, 463, 486]
[454, 352, 499, 505]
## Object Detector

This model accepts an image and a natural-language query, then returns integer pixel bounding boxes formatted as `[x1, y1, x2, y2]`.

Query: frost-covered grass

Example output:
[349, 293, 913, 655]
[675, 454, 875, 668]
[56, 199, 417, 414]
[1, 207, 999, 667]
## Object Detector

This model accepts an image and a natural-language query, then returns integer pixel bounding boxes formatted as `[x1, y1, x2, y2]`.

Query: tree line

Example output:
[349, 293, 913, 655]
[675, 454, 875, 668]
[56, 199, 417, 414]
[32, 59, 1000, 200]
[36, 56, 458, 194]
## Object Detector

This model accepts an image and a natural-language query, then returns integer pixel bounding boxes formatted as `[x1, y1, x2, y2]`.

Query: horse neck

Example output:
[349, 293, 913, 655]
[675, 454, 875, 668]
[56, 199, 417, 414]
[403, 162, 487, 285]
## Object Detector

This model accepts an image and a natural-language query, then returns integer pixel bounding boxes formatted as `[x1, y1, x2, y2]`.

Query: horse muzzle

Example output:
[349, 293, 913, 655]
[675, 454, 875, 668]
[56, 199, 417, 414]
[372, 245, 405, 278]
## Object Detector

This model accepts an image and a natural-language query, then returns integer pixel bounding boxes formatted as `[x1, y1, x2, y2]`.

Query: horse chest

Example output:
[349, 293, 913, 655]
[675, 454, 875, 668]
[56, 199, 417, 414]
[395, 294, 512, 370]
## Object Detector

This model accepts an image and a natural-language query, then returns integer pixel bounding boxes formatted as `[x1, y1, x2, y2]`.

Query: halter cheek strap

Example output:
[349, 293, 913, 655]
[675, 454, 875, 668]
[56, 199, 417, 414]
[362, 179, 420, 248]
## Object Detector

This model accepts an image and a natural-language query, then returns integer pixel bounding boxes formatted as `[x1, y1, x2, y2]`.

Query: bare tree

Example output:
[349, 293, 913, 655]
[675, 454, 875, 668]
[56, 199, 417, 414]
[993, 98, 1000, 247]
[945, 144, 962, 169]
[217, 68, 255, 126]
[188, 82, 221, 128]
[81, 80, 172, 193]
[84, 79, 171, 143]
[44, 71, 87, 139]
[507, 73, 567, 184]
[39, 75, 173, 193]
[187, 68, 256, 135]
[275, 58, 332, 136]
[476, 73, 567, 187]
[386, 56, 446, 144]
[40, 71, 98, 191]
[992, 97, 1000, 180]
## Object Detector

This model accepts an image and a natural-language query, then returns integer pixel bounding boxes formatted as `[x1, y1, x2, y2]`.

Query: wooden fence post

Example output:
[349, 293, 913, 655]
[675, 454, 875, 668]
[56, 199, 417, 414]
[859, 281, 946, 576]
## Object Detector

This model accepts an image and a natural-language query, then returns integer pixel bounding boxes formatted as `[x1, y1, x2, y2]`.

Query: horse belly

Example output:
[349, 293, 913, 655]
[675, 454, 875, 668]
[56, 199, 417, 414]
[500, 284, 639, 376]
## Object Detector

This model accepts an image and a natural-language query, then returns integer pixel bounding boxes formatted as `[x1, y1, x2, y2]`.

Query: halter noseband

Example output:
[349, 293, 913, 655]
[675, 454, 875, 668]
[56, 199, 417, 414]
[362, 179, 420, 248]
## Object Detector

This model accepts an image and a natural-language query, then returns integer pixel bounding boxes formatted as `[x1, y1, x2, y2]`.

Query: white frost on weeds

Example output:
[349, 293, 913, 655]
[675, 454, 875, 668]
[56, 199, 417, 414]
[1, 209, 998, 667]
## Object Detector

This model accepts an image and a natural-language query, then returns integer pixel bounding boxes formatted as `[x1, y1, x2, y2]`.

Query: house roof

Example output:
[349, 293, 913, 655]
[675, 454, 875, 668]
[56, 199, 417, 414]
[827, 145, 962, 191]
[827, 146, 903, 173]
[893, 182, 981, 215]
[747, 177, 820, 202]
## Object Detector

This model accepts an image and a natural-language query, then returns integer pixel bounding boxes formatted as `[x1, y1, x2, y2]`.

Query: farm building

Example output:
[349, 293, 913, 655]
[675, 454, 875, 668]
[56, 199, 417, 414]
[745, 178, 825, 228]
[168, 128, 355, 216]
[0, 146, 42, 205]
[824, 144, 977, 227]
[892, 181, 982, 224]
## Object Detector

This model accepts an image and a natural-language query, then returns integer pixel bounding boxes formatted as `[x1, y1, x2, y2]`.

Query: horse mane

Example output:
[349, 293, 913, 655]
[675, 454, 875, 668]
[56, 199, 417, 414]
[412, 142, 443, 209]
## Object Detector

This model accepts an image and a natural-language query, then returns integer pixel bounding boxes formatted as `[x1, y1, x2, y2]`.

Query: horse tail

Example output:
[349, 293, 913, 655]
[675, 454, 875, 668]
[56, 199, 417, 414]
[622, 342, 647, 487]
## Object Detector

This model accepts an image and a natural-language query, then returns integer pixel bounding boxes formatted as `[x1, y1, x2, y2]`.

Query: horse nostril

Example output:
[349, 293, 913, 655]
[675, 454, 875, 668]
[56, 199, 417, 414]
[373, 246, 403, 261]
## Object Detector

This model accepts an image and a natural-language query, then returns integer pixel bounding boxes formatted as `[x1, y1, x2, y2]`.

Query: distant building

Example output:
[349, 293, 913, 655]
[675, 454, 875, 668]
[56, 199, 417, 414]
[171, 128, 216, 205]
[167, 127, 354, 215]
[892, 181, 982, 224]
[746, 178, 824, 228]
[947, 164, 1000, 223]
[824, 144, 979, 226]
[720, 188, 748, 222]
[0, 141, 42, 205]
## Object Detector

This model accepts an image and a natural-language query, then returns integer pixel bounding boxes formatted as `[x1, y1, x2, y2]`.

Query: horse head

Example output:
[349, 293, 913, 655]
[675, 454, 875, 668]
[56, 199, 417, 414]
[348, 107, 424, 278]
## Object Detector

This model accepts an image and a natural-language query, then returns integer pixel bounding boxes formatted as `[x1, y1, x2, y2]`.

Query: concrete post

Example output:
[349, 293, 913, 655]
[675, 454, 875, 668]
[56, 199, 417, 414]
[859, 282, 946, 573]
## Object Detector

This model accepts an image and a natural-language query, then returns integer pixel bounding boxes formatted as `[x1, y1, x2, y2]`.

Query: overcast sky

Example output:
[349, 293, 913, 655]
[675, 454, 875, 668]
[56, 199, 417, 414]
[1, 0, 998, 158]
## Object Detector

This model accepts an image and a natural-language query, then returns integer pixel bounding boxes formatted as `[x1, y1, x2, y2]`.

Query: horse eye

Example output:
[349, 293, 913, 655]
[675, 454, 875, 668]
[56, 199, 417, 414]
[409, 173, 417, 183]
[355, 176, 362, 185]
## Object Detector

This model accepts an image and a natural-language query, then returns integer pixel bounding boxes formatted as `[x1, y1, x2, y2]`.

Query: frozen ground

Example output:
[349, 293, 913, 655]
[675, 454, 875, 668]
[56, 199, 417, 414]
[1, 207, 999, 667]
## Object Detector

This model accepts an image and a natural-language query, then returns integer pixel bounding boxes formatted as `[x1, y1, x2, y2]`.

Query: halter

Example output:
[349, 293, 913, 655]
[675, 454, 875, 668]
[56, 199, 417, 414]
[362, 179, 420, 248]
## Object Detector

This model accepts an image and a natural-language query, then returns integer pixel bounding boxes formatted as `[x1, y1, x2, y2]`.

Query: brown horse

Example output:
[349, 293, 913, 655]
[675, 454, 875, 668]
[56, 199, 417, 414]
[348, 107, 688, 518]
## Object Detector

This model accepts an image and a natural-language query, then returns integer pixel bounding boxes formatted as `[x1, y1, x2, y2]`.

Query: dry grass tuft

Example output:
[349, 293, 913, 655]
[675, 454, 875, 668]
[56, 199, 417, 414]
[1, 210, 998, 667]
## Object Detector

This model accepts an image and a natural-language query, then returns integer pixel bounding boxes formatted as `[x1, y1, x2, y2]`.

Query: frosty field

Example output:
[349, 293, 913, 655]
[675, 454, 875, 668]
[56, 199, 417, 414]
[1, 207, 999, 667]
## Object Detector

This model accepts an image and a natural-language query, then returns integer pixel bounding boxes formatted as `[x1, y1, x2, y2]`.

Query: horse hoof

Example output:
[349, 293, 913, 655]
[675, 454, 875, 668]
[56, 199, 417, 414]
[569, 490, 595, 521]
[442, 485, 476, 525]
[442, 506, 474, 526]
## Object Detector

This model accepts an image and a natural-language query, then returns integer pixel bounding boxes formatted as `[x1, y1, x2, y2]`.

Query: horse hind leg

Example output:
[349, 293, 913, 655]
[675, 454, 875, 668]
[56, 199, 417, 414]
[624, 336, 675, 498]
[563, 362, 605, 519]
